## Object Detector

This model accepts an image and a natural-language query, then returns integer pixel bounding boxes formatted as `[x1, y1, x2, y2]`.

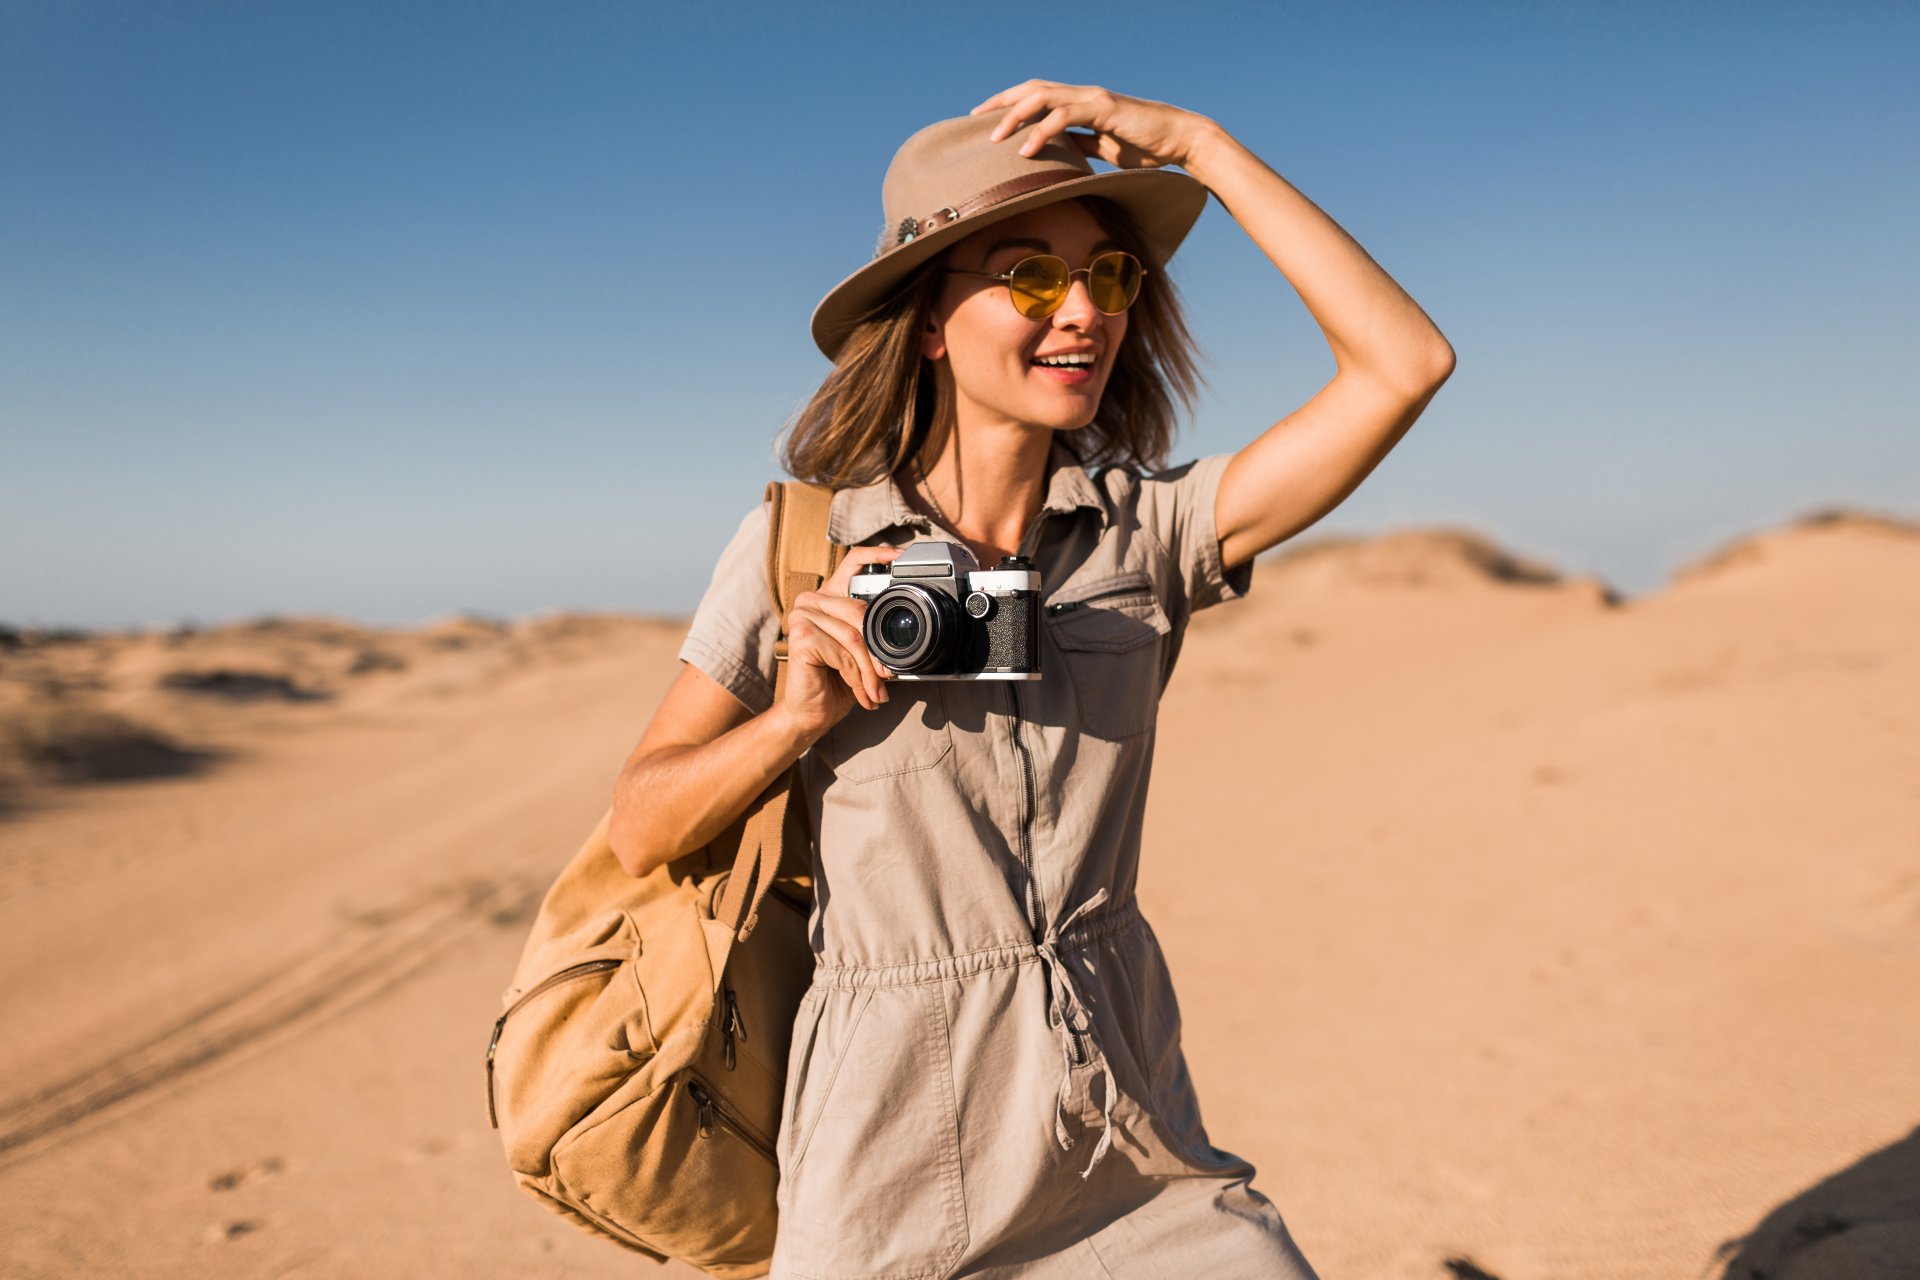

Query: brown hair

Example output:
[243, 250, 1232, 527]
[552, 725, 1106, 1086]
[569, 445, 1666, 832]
[778, 196, 1204, 487]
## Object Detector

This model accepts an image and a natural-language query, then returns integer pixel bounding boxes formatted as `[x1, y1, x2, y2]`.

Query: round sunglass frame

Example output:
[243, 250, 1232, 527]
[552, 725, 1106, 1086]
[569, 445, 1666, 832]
[944, 250, 1147, 320]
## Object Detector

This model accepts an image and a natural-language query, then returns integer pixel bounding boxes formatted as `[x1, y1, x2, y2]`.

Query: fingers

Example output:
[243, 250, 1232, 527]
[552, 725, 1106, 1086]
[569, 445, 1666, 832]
[972, 81, 1114, 151]
[1019, 105, 1080, 157]
[789, 614, 875, 712]
[986, 89, 1062, 144]
[972, 83, 1170, 168]
[801, 543, 913, 710]
[969, 78, 1058, 117]
[791, 592, 888, 709]
[818, 639, 879, 712]
[823, 543, 903, 597]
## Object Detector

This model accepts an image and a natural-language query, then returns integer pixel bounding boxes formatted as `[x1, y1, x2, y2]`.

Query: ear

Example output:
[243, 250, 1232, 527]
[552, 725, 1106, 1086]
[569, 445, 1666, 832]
[921, 312, 947, 363]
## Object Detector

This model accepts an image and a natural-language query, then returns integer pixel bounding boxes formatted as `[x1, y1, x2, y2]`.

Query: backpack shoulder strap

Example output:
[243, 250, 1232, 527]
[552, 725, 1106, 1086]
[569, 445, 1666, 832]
[713, 480, 843, 946]
[763, 479, 845, 652]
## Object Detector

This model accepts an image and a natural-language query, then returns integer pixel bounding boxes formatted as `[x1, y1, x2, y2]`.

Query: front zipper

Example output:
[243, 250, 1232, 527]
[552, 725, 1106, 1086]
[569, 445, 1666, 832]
[1004, 684, 1085, 1067]
[486, 958, 623, 1128]
[1007, 517, 1089, 1068]
[686, 1076, 777, 1165]
[1005, 682, 1043, 939]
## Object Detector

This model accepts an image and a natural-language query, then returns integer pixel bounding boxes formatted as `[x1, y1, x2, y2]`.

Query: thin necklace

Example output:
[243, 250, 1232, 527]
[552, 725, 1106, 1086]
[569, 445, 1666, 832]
[915, 460, 957, 535]
[915, 461, 1039, 561]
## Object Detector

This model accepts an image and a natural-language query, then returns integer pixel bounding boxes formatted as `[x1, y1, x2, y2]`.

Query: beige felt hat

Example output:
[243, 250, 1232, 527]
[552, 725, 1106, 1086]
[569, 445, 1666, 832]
[809, 112, 1210, 361]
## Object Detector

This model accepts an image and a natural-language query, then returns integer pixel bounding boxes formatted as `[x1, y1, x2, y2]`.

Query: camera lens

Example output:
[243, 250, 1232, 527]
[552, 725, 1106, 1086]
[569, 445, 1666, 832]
[879, 604, 920, 651]
[863, 584, 954, 673]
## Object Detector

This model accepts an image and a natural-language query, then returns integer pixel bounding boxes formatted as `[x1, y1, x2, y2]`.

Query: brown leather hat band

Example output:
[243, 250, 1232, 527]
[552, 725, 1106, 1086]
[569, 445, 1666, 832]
[890, 169, 1087, 253]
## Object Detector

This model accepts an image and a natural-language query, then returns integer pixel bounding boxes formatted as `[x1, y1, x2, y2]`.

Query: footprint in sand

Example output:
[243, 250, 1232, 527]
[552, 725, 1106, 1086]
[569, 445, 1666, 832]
[399, 1135, 453, 1164]
[207, 1155, 283, 1192]
[202, 1219, 262, 1243]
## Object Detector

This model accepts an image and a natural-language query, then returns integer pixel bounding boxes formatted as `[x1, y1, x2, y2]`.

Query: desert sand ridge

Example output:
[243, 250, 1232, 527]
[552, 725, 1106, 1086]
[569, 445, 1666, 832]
[0, 510, 1916, 1278]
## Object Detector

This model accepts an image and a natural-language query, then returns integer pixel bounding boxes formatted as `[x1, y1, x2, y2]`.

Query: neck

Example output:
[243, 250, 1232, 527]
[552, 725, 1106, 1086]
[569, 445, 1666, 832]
[915, 416, 1055, 565]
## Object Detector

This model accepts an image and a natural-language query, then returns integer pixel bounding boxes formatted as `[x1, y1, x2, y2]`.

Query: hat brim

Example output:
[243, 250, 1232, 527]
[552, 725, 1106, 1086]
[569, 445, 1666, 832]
[809, 167, 1210, 362]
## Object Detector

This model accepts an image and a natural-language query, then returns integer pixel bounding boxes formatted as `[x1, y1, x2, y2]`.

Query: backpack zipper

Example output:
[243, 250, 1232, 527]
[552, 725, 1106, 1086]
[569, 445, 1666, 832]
[719, 985, 747, 1072]
[686, 1076, 777, 1165]
[486, 958, 623, 1129]
[703, 880, 748, 1071]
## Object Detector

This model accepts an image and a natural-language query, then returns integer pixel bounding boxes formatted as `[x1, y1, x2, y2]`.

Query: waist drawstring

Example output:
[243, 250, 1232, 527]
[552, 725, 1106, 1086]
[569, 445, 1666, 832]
[1034, 887, 1118, 1179]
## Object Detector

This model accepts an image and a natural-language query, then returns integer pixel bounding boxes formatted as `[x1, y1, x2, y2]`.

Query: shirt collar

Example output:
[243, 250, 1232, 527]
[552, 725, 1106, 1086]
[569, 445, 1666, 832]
[827, 434, 1108, 546]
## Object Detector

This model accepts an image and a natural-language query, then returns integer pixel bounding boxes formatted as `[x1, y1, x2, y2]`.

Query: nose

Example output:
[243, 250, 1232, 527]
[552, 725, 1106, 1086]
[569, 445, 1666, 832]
[1050, 272, 1102, 330]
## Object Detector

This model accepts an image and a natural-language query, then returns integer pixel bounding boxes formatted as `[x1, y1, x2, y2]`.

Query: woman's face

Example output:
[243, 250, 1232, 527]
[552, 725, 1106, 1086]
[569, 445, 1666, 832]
[924, 199, 1129, 438]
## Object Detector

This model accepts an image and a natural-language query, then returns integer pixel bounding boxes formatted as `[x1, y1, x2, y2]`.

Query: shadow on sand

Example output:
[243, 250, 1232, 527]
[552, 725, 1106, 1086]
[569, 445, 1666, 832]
[0, 706, 227, 820]
[1713, 1123, 1920, 1278]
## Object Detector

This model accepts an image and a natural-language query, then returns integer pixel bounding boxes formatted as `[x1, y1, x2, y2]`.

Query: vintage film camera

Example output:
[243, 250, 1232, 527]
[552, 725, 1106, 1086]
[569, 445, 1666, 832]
[848, 542, 1040, 680]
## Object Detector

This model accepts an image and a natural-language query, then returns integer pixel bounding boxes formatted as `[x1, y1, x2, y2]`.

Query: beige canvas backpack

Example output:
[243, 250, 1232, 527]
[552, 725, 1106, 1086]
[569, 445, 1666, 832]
[486, 480, 843, 1277]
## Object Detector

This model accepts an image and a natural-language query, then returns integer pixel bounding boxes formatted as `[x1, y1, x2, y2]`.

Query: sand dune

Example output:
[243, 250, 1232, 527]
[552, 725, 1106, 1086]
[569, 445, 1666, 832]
[1, 509, 1915, 1279]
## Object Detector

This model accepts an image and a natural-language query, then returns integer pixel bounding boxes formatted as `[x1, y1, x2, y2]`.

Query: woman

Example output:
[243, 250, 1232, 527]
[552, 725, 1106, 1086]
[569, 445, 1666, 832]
[612, 81, 1452, 1279]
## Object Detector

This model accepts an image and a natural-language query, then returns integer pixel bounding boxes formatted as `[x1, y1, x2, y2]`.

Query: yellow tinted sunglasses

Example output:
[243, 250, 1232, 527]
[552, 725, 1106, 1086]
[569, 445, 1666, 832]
[945, 250, 1146, 320]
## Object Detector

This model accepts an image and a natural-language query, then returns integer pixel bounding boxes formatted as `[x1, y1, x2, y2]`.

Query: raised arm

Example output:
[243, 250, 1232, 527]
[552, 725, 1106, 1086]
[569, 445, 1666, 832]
[974, 81, 1456, 570]
[1187, 123, 1454, 568]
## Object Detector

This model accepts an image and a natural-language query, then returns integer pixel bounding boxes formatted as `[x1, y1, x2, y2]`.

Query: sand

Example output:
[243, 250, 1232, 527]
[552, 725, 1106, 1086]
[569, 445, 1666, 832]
[1, 510, 1915, 1280]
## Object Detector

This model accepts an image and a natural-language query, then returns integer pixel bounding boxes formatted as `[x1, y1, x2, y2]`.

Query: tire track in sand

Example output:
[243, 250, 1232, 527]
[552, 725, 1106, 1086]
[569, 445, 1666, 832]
[0, 870, 544, 1164]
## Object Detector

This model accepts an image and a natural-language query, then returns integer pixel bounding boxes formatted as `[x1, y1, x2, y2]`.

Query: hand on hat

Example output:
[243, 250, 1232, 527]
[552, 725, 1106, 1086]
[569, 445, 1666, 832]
[970, 80, 1217, 174]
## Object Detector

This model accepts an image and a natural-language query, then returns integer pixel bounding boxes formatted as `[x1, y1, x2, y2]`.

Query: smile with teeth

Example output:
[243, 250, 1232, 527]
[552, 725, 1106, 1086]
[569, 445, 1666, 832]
[1032, 353, 1097, 369]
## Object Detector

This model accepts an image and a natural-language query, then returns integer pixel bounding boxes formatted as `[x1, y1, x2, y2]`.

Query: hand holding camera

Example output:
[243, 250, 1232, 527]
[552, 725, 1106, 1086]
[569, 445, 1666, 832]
[779, 545, 904, 740]
[778, 539, 1044, 750]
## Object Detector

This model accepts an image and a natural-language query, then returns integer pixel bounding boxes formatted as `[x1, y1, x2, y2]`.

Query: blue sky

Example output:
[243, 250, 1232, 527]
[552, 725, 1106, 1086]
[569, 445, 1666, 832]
[2, 1, 1914, 630]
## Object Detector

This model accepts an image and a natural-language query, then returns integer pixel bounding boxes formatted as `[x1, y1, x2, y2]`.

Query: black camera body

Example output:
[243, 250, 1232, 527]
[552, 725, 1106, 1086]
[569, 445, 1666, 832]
[849, 542, 1041, 680]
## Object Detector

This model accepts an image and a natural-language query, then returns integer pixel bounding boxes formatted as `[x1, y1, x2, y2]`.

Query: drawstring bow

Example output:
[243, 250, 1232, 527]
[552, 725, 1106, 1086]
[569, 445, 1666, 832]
[1032, 887, 1118, 1179]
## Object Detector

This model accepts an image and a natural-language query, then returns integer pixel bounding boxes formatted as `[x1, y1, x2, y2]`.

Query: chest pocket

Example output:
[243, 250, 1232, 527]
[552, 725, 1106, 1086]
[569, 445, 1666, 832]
[812, 684, 954, 783]
[1046, 570, 1172, 741]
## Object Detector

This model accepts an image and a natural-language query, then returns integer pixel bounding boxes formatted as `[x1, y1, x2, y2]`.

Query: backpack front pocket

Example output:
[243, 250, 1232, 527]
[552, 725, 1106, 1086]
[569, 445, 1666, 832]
[551, 1065, 780, 1272]
[488, 913, 657, 1175]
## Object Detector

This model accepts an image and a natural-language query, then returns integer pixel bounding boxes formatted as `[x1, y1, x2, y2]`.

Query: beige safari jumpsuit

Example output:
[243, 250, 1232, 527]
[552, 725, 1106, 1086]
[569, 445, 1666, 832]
[678, 436, 1320, 1280]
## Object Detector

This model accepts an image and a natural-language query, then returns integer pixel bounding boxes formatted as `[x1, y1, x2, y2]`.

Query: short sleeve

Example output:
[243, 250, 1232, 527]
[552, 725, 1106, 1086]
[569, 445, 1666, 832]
[677, 501, 781, 715]
[1133, 452, 1253, 617]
